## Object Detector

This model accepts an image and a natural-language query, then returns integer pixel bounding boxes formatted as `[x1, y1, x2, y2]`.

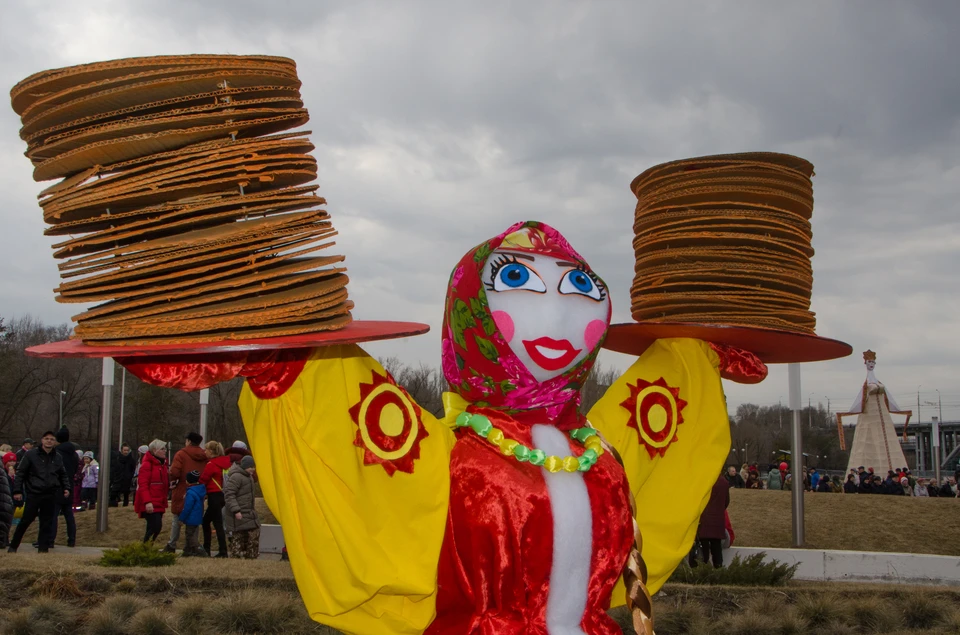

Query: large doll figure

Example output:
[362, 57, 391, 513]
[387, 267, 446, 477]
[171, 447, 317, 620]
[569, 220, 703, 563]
[235, 221, 737, 635]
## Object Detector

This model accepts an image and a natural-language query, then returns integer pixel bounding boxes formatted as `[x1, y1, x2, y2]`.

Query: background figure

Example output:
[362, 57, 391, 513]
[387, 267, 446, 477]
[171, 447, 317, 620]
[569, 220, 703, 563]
[199, 441, 232, 557]
[226, 440, 251, 465]
[692, 474, 731, 568]
[135, 439, 169, 543]
[0, 464, 12, 548]
[110, 444, 136, 507]
[165, 432, 207, 554]
[224, 455, 260, 559]
[132, 444, 148, 508]
[80, 452, 99, 510]
[178, 470, 208, 558]
[8, 431, 70, 553]
[52, 428, 79, 547]
[766, 465, 782, 490]
[14, 438, 34, 470]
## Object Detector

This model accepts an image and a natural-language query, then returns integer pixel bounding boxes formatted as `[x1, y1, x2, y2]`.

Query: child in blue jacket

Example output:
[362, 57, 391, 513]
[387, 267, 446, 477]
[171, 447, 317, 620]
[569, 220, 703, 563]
[179, 470, 207, 557]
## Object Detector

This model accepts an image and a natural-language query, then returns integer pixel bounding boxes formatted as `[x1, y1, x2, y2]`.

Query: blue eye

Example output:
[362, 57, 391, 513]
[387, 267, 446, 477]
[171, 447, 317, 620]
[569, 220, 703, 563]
[499, 264, 528, 287]
[491, 261, 546, 293]
[559, 269, 604, 301]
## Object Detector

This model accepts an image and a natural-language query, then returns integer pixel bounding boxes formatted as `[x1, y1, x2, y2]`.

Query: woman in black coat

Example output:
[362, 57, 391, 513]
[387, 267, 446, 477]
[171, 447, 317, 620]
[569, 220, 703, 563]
[0, 469, 13, 548]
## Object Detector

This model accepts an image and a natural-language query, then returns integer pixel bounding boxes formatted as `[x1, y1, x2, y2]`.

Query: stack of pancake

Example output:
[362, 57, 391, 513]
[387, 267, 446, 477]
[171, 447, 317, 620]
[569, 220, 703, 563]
[10, 54, 352, 345]
[630, 152, 817, 334]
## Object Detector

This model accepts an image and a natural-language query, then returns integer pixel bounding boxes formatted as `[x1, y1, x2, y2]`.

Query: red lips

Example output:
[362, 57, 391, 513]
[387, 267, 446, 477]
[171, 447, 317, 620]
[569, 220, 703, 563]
[522, 337, 581, 371]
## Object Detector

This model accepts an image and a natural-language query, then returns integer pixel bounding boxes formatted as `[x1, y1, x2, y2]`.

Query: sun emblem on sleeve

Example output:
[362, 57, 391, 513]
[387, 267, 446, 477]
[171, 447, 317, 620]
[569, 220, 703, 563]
[620, 377, 687, 458]
[348, 370, 429, 476]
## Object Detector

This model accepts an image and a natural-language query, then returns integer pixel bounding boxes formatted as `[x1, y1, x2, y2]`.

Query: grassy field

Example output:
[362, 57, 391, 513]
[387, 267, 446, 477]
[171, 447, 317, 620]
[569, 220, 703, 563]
[19, 491, 959, 558]
[728, 489, 960, 555]
[1, 553, 959, 634]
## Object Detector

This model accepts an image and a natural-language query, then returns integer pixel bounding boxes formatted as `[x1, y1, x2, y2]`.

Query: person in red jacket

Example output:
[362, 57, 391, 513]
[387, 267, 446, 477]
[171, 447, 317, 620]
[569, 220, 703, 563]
[134, 439, 170, 543]
[199, 441, 232, 557]
[163, 432, 208, 554]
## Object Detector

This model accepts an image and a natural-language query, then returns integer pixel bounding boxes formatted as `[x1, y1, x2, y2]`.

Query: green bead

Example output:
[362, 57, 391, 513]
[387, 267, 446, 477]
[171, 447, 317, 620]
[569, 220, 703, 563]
[570, 427, 597, 442]
[455, 412, 472, 428]
[577, 448, 599, 472]
[470, 415, 493, 438]
[528, 449, 546, 466]
[513, 445, 531, 462]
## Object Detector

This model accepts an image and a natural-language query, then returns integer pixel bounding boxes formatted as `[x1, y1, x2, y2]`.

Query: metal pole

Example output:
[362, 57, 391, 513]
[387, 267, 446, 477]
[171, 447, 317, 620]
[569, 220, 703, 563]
[97, 358, 115, 533]
[117, 369, 126, 451]
[933, 390, 942, 485]
[59, 391, 64, 428]
[789, 363, 804, 547]
[199, 388, 210, 441]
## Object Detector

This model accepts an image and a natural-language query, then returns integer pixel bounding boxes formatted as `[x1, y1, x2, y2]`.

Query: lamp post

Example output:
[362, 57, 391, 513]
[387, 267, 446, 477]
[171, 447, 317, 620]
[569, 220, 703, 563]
[58, 390, 66, 428]
[934, 389, 942, 484]
[789, 364, 804, 546]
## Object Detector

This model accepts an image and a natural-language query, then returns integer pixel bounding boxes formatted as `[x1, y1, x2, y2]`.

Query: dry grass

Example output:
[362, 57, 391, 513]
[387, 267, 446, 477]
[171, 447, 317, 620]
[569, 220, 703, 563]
[4, 553, 960, 634]
[13, 499, 277, 548]
[728, 489, 960, 555]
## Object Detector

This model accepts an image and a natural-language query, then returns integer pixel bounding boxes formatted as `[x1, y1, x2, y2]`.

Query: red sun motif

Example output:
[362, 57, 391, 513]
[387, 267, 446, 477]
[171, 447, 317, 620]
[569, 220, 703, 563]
[348, 370, 429, 476]
[620, 376, 687, 458]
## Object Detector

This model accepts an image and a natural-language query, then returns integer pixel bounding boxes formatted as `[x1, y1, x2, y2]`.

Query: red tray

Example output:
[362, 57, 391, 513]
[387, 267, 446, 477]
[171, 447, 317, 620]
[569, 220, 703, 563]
[25, 320, 430, 359]
[604, 321, 852, 364]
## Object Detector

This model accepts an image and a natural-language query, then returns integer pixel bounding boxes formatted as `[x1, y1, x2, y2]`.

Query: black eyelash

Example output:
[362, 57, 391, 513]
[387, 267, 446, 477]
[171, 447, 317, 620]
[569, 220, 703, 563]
[484, 253, 520, 291]
[576, 265, 608, 300]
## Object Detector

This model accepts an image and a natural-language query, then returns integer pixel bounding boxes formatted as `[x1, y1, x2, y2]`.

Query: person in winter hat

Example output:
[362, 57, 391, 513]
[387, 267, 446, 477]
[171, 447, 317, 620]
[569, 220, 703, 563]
[179, 470, 208, 557]
[135, 440, 170, 543]
[224, 455, 260, 559]
[81, 451, 99, 510]
[132, 444, 149, 508]
[164, 432, 208, 554]
[226, 440, 252, 465]
[199, 441, 232, 557]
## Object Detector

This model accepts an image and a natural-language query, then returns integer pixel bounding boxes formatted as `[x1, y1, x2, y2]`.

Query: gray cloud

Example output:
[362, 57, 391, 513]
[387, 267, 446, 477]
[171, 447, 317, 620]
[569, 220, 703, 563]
[2, 0, 959, 420]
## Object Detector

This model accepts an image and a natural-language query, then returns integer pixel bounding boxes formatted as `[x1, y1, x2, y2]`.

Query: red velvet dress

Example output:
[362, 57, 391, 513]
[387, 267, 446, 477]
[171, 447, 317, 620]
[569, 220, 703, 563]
[428, 409, 635, 635]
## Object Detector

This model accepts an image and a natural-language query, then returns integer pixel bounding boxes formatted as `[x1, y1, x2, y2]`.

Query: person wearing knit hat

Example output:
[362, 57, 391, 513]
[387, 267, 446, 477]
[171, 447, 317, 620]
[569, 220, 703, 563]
[132, 445, 150, 507]
[226, 439, 252, 465]
[179, 470, 208, 558]
[224, 454, 260, 559]
[80, 451, 99, 511]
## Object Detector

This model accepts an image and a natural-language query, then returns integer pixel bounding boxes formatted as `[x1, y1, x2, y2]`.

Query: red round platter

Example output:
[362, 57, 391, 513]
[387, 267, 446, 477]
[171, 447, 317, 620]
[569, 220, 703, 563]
[603, 322, 852, 364]
[25, 320, 430, 359]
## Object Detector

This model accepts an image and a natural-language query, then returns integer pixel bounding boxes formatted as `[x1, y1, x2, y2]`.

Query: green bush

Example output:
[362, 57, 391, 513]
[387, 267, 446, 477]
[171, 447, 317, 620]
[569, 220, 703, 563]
[99, 542, 177, 568]
[668, 552, 799, 586]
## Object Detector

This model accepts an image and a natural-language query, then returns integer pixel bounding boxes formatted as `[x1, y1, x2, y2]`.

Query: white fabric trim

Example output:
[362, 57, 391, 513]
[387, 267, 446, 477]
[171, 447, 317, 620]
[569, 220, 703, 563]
[532, 424, 591, 635]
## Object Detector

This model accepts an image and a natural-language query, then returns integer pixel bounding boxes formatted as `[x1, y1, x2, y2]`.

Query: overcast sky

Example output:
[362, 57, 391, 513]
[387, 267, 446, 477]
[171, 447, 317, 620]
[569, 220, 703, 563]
[2, 1, 959, 422]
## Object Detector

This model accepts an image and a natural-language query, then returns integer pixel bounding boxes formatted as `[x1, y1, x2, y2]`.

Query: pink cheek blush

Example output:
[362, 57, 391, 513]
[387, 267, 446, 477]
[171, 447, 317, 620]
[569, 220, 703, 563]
[583, 319, 607, 352]
[492, 310, 515, 342]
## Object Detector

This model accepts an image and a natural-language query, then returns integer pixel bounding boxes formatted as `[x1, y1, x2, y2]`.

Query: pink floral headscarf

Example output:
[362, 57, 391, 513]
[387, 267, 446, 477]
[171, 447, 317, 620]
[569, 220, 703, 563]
[441, 220, 611, 425]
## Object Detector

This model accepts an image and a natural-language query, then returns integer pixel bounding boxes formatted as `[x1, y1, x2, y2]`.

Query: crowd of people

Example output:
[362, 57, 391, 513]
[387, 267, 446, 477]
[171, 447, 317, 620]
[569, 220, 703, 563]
[725, 462, 960, 497]
[0, 428, 265, 559]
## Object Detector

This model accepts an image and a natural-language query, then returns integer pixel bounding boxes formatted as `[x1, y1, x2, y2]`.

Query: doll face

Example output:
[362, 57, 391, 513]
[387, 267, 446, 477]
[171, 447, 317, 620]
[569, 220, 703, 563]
[865, 360, 876, 371]
[482, 249, 610, 382]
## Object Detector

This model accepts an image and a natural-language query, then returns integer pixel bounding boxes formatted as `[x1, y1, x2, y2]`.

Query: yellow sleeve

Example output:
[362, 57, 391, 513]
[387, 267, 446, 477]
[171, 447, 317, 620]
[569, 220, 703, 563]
[588, 338, 731, 596]
[239, 344, 456, 635]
